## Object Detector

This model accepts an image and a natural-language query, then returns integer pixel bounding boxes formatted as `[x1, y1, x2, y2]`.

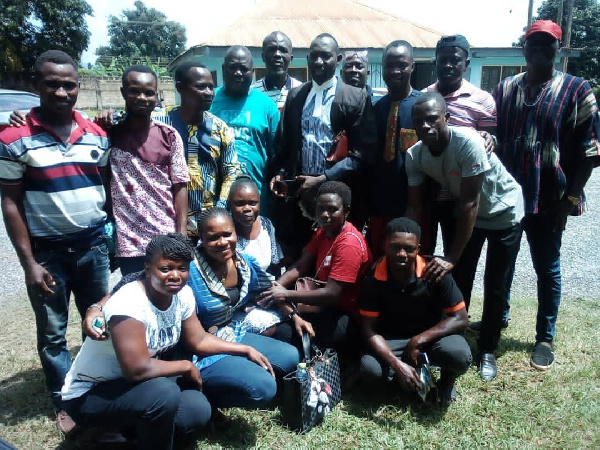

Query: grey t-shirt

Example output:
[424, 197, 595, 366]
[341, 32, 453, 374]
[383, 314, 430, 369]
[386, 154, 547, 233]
[406, 126, 524, 230]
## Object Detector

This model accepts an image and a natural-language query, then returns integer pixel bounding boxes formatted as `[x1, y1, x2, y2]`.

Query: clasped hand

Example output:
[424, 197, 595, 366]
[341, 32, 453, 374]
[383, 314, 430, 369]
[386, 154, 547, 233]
[256, 281, 289, 308]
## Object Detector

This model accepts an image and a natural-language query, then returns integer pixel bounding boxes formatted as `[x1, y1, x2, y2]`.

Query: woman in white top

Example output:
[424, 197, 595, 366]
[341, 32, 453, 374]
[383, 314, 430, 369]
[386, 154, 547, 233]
[229, 176, 283, 276]
[61, 234, 273, 450]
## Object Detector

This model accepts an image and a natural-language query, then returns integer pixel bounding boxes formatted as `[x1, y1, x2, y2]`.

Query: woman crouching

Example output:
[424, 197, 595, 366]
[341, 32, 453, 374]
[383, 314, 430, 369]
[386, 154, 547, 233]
[61, 234, 273, 450]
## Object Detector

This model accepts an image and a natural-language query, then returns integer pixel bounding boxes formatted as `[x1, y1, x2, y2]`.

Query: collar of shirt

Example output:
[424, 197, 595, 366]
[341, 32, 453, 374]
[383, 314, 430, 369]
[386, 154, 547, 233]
[28, 107, 94, 143]
[305, 76, 337, 119]
[429, 79, 475, 100]
[373, 255, 426, 285]
[310, 76, 337, 94]
[263, 75, 293, 91]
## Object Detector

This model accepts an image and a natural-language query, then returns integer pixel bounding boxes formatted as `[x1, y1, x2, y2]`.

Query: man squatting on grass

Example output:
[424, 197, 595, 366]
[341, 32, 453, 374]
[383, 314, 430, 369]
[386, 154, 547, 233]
[3, 20, 600, 443]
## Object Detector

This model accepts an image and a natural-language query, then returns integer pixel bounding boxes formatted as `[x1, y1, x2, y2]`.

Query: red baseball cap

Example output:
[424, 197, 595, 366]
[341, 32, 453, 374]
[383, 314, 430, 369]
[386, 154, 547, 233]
[524, 20, 563, 41]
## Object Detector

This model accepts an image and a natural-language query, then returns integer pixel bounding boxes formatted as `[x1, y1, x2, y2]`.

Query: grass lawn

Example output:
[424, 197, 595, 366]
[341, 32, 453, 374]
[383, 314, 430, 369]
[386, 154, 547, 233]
[1, 294, 599, 449]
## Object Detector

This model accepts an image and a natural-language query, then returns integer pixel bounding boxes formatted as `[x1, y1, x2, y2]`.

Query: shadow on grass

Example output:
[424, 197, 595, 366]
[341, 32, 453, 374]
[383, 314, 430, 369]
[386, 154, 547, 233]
[0, 367, 54, 425]
[342, 383, 449, 428]
[463, 333, 534, 359]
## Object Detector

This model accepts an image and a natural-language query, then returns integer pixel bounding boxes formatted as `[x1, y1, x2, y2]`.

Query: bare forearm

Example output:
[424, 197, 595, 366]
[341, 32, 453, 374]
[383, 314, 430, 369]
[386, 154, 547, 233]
[173, 183, 188, 234]
[409, 315, 467, 350]
[277, 267, 301, 288]
[1, 195, 35, 268]
[279, 287, 338, 306]
[125, 358, 192, 383]
[192, 333, 251, 358]
[366, 334, 404, 372]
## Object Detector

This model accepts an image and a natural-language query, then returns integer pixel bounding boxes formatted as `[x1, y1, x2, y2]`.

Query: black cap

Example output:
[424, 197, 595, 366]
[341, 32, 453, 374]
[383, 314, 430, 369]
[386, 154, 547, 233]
[435, 35, 470, 56]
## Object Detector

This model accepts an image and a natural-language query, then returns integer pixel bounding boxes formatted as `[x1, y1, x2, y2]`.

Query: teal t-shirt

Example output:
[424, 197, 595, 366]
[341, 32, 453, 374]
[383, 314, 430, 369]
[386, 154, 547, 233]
[210, 88, 280, 216]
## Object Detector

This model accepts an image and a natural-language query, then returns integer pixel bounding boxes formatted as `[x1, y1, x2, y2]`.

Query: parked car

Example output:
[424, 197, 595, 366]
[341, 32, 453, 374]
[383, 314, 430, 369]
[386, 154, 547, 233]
[0, 89, 40, 132]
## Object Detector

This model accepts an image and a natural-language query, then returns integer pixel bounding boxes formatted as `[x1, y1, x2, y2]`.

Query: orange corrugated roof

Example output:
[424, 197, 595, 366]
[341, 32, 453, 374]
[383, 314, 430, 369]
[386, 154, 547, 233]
[201, 0, 444, 48]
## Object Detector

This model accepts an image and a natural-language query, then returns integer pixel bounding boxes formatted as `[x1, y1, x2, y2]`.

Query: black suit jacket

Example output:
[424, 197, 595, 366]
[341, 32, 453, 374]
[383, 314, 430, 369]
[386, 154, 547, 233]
[270, 78, 377, 182]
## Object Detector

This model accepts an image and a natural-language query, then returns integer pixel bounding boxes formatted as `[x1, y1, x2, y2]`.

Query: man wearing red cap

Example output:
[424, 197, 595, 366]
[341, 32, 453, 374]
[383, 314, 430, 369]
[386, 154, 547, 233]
[494, 20, 599, 371]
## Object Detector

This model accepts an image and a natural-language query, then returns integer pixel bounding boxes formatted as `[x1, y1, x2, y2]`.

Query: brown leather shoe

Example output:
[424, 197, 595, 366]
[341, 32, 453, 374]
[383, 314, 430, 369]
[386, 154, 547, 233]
[56, 409, 78, 435]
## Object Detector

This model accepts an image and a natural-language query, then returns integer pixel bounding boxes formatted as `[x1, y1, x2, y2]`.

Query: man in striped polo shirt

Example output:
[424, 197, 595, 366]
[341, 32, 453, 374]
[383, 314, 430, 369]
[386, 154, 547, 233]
[0, 51, 110, 415]
[250, 31, 302, 112]
[424, 35, 509, 332]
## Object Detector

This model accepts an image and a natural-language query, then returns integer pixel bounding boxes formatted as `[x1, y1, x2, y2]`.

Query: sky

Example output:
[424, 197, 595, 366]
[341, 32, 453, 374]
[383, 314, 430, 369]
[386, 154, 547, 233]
[81, 0, 545, 65]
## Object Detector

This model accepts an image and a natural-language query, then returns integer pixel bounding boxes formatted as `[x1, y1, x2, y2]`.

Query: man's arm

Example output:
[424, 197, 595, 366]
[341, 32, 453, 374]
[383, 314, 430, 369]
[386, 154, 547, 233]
[423, 173, 483, 283]
[403, 304, 468, 366]
[216, 127, 241, 208]
[100, 165, 113, 220]
[1, 183, 55, 294]
[324, 90, 377, 181]
[360, 315, 421, 392]
[406, 184, 426, 227]
[172, 183, 188, 235]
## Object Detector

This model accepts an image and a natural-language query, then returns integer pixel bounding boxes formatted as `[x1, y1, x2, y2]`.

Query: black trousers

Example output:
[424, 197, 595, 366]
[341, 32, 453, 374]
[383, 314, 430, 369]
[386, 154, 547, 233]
[452, 224, 523, 353]
[360, 335, 472, 382]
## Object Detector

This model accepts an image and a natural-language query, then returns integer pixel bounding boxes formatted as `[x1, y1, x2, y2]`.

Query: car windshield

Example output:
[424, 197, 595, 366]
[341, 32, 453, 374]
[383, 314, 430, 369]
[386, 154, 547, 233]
[0, 93, 40, 112]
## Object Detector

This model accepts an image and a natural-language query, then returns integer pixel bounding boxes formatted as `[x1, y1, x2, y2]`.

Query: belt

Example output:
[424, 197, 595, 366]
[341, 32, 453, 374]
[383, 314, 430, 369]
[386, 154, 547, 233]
[32, 238, 104, 253]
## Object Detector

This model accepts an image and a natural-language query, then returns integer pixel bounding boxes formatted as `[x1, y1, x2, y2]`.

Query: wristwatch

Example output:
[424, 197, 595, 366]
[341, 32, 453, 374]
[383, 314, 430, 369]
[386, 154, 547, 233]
[566, 195, 580, 206]
[285, 303, 298, 321]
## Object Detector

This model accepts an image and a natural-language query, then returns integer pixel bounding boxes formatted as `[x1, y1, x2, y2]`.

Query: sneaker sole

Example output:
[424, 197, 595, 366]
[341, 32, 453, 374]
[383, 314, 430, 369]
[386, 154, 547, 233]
[530, 359, 553, 371]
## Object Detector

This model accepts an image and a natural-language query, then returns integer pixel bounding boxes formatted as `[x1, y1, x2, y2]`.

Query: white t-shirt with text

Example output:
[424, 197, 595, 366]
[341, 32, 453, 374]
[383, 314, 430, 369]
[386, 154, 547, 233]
[61, 282, 195, 401]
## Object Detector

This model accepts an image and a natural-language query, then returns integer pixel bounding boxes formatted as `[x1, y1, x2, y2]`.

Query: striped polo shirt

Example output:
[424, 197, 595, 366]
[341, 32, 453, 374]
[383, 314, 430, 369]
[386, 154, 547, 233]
[0, 108, 110, 243]
[251, 75, 302, 111]
[424, 79, 497, 130]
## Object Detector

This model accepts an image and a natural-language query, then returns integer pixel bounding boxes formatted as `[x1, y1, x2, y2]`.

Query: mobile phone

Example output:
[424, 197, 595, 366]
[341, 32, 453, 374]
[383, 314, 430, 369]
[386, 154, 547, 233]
[274, 179, 302, 197]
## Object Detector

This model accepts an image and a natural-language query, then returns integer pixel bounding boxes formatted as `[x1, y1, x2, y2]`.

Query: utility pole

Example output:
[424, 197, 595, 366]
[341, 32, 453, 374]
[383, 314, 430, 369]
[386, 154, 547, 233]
[557, 0, 564, 24]
[562, 0, 574, 72]
[528, 0, 534, 27]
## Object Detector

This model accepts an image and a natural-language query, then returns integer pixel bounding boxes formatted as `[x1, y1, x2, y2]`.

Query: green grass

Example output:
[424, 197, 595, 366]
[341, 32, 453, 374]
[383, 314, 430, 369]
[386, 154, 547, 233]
[1, 294, 599, 449]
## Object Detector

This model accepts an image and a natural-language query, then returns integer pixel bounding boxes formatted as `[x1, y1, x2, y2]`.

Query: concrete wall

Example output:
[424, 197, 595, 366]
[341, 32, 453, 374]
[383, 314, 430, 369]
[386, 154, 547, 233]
[1, 74, 176, 111]
[76, 76, 176, 110]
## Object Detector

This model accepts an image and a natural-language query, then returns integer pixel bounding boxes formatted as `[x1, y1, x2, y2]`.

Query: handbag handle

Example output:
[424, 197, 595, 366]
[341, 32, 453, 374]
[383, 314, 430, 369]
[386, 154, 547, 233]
[301, 331, 311, 363]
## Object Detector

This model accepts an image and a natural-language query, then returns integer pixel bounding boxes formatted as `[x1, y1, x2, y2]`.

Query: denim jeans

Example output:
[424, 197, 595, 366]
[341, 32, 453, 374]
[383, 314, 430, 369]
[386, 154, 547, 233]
[27, 243, 110, 409]
[522, 214, 563, 343]
[63, 377, 211, 450]
[200, 332, 300, 408]
[452, 224, 523, 353]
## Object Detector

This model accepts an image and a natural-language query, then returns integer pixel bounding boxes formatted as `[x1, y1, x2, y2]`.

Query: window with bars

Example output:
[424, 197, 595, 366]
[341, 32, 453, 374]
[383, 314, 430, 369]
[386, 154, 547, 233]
[480, 66, 525, 92]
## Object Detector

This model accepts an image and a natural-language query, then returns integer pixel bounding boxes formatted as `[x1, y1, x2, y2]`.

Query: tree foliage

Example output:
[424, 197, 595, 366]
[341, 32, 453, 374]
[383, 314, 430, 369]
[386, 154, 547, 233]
[0, 0, 93, 73]
[95, 1, 187, 60]
[79, 57, 171, 78]
[521, 0, 600, 85]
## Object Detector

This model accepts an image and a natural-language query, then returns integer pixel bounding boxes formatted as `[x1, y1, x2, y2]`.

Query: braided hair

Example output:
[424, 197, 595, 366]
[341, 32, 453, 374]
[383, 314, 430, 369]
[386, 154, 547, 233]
[197, 207, 232, 235]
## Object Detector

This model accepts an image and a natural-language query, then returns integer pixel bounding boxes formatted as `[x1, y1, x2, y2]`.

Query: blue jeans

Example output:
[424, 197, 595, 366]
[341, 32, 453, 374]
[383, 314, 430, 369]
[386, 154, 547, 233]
[200, 332, 299, 408]
[522, 214, 562, 343]
[28, 242, 110, 409]
[452, 224, 523, 353]
[64, 377, 211, 450]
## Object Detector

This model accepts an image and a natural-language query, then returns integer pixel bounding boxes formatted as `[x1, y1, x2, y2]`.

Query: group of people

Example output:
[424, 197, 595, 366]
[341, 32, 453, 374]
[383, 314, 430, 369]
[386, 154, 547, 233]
[1, 18, 598, 448]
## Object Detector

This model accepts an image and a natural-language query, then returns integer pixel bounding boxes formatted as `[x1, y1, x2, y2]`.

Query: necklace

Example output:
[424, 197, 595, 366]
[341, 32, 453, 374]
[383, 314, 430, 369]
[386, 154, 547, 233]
[522, 73, 553, 108]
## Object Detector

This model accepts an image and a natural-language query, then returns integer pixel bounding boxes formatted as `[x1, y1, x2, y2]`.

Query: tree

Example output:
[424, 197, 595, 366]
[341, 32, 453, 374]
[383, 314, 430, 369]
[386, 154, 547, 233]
[521, 0, 600, 86]
[0, 0, 93, 73]
[95, 1, 187, 61]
